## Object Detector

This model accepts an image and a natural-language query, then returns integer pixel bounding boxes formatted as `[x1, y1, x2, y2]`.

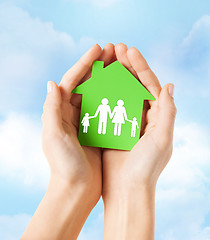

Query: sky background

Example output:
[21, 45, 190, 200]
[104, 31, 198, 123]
[0, 0, 210, 239]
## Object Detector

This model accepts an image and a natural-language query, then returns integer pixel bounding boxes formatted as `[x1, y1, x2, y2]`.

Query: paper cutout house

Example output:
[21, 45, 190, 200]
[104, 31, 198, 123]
[72, 61, 155, 151]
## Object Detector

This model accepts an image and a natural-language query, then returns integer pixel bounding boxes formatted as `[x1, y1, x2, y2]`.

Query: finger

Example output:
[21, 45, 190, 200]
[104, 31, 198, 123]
[127, 47, 162, 101]
[154, 84, 177, 149]
[78, 43, 115, 86]
[70, 43, 115, 108]
[115, 43, 138, 78]
[140, 100, 150, 135]
[99, 43, 115, 67]
[59, 44, 102, 101]
[70, 93, 82, 109]
[71, 105, 81, 129]
[42, 81, 63, 137]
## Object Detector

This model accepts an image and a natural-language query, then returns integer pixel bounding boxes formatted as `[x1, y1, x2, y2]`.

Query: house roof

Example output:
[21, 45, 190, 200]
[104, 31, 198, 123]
[72, 60, 155, 101]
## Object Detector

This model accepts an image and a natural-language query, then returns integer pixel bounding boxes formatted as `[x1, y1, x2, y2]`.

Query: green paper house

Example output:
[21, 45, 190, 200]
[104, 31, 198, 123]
[72, 61, 155, 151]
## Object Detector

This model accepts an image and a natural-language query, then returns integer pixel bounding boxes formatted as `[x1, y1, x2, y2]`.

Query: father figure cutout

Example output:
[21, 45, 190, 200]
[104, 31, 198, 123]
[93, 98, 112, 135]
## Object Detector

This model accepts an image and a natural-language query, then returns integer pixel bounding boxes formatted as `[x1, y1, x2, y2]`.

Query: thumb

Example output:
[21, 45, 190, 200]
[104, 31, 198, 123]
[42, 81, 63, 137]
[154, 84, 177, 148]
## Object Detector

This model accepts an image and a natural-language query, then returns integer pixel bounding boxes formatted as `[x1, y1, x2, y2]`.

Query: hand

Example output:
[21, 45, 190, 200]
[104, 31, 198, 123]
[42, 43, 115, 204]
[126, 118, 132, 123]
[42, 45, 102, 205]
[102, 43, 177, 240]
[22, 44, 116, 240]
[103, 43, 177, 197]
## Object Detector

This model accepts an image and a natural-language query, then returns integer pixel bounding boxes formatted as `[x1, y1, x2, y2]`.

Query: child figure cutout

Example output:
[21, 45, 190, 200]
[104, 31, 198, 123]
[127, 117, 139, 137]
[81, 113, 94, 133]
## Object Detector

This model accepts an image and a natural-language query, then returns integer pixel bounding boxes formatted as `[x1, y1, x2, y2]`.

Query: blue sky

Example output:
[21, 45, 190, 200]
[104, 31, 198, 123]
[0, 0, 210, 239]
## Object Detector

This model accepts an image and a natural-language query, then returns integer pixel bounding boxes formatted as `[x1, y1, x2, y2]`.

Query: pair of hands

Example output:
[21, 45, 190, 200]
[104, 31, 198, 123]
[41, 43, 176, 234]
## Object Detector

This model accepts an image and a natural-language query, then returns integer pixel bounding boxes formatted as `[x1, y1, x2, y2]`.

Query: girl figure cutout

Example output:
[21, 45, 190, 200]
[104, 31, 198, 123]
[111, 99, 128, 136]
[127, 117, 139, 137]
[81, 113, 94, 133]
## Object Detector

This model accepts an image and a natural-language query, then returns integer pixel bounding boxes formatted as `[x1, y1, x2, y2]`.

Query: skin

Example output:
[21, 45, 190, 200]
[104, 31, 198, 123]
[22, 43, 176, 240]
[22, 44, 115, 240]
[102, 43, 177, 240]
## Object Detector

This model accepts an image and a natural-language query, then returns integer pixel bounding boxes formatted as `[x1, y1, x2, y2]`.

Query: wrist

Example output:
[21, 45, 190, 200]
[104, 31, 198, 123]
[48, 173, 100, 208]
[103, 182, 156, 204]
[103, 184, 156, 205]
[103, 185, 156, 240]
[22, 174, 96, 240]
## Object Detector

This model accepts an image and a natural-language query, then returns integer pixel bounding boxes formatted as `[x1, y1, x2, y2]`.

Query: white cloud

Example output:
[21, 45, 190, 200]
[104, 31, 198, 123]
[0, 208, 103, 240]
[151, 14, 210, 74]
[180, 15, 210, 76]
[155, 123, 210, 240]
[182, 15, 210, 50]
[0, 112, 49, 190]
[0, 2, 95, 113]
[150, 15, 210, 121]
[0, 214, 31, 240]
[194, 227, 210, 240]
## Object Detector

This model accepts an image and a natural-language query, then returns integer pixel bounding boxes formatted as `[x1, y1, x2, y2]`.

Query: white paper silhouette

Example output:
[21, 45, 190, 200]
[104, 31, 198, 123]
[127, 117, 139, 137]
[93, 98, 112, 134]
[111, 99, 128, 136]
[81, 113, 94, 133]
[81, 99, 139, 138]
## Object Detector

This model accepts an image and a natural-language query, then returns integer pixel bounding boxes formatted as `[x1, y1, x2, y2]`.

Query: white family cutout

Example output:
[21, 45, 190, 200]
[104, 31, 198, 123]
[81, 98, 139, 137]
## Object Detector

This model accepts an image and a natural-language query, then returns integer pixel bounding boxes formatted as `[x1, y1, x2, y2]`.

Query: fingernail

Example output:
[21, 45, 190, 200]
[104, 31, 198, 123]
[168, 84, 174, 97]
[47, 81, 52, 93]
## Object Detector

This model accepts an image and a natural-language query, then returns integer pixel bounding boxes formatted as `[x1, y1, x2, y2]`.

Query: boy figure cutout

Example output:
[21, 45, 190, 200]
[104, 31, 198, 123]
[127, 117, 139, 137]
